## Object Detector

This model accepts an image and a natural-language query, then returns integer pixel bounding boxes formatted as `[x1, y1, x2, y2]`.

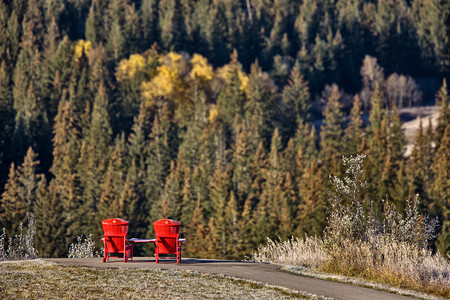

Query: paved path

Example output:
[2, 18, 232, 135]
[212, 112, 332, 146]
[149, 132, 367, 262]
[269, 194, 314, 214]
[47, 257, 420, 300]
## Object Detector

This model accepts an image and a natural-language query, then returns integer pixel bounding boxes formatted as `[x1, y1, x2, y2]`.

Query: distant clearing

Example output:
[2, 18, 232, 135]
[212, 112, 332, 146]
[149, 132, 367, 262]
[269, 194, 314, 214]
[400, 105, 440, 156]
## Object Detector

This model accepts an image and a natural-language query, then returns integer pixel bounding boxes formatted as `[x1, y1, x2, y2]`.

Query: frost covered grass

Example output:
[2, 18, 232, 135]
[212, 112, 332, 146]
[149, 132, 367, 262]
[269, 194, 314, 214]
[68, 234, 99, 258]
[254, 155, 449, 299]
[253, 236, 328, 269]
[0, 213, 37, 261]
[0, 260, 316, 299]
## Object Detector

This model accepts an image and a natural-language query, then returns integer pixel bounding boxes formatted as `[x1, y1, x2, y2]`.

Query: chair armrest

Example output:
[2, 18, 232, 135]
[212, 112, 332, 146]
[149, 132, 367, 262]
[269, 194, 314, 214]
[128, 238, 156, 243]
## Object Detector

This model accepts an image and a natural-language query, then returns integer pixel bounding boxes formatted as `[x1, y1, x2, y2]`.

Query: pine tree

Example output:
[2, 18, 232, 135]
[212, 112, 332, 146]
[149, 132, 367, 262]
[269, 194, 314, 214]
[89, 80, 112, 157]
[85, 0, 102, 45]
[296, 157, 326, 237]
[278, 172, 297, 240]
[141, 0, 159, 49]
[231, 119, 259, 208]
[186, 198, 209, 258]
[97, 136, 129, 231]
[106, 18, 125, 62]
[223, 193, 240, 258]
[158, 0, 186, 51]
[21, 0, 45, 48]
[416, 0, 450, 74]
[153, 161, 182, 221]
[245, 61, 278, 145]
[0, 163, 27, 236]
[6, 10, 20, 66]
[34, 176, 65, 257]
[282, 65, 311, 130]
[17, 147, 40, 212]
[0, 60, 13, 176]
[216, 50, 246, 125]
[435, 79, 450, 150]
[363, 113, 389, 213]
[146, 107, 175, 221]
[207, 165, 231, 258]
[0, 1, 8, 62]
[368, 83, 384, 135]
[409, 119, 432, 208]
[294, 121, 318, 162]
[344, 95, 364, 155]
[180, 167, 195, 231]
[319, 85, 345, 174]
[431, 125, 450, 258]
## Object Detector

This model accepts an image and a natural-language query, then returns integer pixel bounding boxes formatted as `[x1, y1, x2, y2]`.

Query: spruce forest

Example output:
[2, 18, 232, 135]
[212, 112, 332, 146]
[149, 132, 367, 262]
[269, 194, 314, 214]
[0, 0, 449, 259]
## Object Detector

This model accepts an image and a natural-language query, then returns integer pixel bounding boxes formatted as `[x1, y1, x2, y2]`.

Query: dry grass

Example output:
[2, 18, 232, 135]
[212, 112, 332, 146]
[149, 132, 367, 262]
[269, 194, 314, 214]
[254, 155, 449, 299]
[253, 237, 328, 269]
[0, 260, 318, 299]
[254, 236, 449, 299]
[0, 214, 37, 261]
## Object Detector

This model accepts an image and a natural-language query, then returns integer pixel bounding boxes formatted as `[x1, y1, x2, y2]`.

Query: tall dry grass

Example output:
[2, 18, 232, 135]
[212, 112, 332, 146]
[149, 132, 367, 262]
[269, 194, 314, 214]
[67, 234, 98, 258]
[0, 213, 37, 261]
[254, 155, 449, 298]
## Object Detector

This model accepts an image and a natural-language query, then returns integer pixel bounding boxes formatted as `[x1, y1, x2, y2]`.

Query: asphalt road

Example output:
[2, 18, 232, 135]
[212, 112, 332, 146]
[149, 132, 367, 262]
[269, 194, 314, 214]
[46, 257, 420, 300]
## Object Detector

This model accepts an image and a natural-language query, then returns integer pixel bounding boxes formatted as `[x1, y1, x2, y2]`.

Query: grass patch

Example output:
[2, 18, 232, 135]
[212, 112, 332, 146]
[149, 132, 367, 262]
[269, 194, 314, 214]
[0, 260, 318, 299]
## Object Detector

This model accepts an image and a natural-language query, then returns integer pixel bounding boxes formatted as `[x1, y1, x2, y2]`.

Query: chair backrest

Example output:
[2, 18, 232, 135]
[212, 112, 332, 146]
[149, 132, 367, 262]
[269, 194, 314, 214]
[153, 219, 180, 254]
[102, 218, 129, 253]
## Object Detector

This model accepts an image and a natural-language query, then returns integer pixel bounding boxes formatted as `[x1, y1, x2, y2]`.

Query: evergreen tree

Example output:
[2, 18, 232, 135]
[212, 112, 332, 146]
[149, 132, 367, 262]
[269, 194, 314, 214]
[431, 125, 450, 258]
[296, 157, 325, 237]
[207, 165, 231, 258]
[344, 95, 364, 155]
[0, 163, 27, 236]
[6, 11, 20, 66]
[141, 0, 159, 49]
[97, 136, 129, 233]
[416, 0, 450, 74]
[186, 198, 209, 258]
[231, 119, 259, 208]
[159, 0, 186, 51]
[282, 64, 311, 130]
[153, 161, 182, 221]
[216, 50, 246, 125]
[409, 118, 433, 210]
[223, 192, 241, 258]
[319, 85, 345, 174]
[0, 60, 13, 178]
[294, 121, 318, 162]
[245, 61, 278, 145]
[17, 147, 40, 212]
[435, 79, 450, 150]
[34, 176, 65, 257]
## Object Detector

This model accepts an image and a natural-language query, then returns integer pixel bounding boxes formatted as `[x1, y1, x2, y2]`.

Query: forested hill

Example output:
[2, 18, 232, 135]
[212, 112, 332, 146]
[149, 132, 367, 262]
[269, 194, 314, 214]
[0, 0, 448, 259]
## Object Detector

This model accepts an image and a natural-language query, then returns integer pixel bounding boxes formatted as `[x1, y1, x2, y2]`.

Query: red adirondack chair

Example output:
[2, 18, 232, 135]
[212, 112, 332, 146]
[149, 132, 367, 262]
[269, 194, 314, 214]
[101, 218, 134, 263]
[153, 219, 185, 264]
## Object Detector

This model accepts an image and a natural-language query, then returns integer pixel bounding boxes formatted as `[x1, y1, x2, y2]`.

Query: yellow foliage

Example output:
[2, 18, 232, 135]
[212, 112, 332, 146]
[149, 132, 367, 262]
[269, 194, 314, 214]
[190, 54, 214, 81]
[209, 106, 219, 123]
[141, 52, 187, 104]
[161, 51, 183, 65]
[141, 65, 177, 100]
[74, 40, 92, 62]
[217, 64, 249, 93]
[116, 54, 146, 81]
